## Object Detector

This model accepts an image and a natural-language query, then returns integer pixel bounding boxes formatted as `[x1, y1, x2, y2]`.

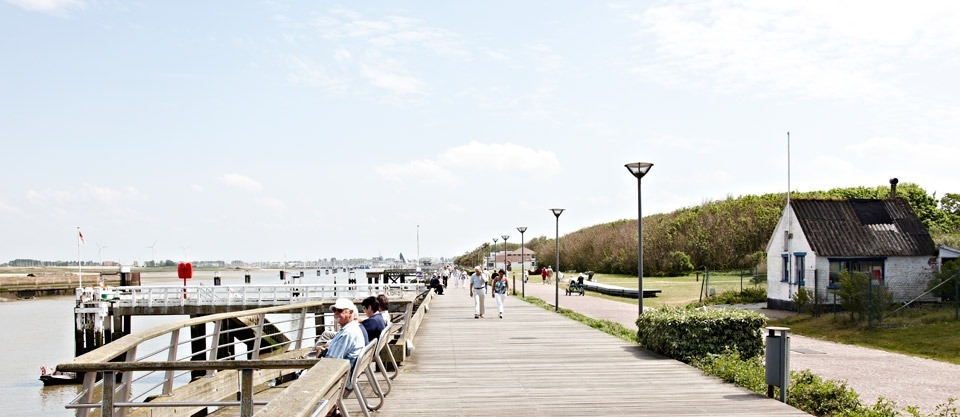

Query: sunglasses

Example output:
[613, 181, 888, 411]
[332, 308, 344, 313]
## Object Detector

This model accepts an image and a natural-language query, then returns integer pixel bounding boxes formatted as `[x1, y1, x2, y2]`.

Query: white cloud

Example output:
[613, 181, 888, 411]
[375, 159, 458, 185]
[287, 56, 347, 90]
[360, 64, 427, 96]
[628, 1, 960, 101]
[218, 173, 263, 192]
[5, 0, 84, 17]
[82, 184, 144, 206]
[374, 141, 562, 186]
[25, 189, 74, 205]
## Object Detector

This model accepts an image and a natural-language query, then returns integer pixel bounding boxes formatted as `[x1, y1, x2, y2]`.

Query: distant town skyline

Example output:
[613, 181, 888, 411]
[3, 1, 958, 264]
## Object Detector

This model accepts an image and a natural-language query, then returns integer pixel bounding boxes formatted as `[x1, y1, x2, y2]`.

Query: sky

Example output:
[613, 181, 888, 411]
[2, 1, 958, 265]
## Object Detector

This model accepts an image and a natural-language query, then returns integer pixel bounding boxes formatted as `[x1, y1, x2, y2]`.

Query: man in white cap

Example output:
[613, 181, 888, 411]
[319, 298, 369, 373]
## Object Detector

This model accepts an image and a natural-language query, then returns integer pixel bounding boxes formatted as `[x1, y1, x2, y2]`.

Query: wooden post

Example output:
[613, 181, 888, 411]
[190, 318, 207, 381]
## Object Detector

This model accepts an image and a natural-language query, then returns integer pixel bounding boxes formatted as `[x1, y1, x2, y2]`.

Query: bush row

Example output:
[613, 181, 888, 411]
[692, 351, 958, 417]
[635, 306, 766, 362]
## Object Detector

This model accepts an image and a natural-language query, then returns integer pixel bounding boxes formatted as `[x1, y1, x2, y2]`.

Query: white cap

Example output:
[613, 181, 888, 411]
[330, 298, 357, 312]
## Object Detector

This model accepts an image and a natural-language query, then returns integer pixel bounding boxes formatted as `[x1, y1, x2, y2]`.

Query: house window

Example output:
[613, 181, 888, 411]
[827, 258, 885, 289]
[781, 253, 790, 283]
[794, 252, 806, 286]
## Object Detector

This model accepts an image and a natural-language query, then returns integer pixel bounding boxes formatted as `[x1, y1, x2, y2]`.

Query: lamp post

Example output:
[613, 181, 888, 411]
[551, 208, 564, 312]
[501, 234, 510, 292]
[625, 162, 654, 316]
[517, 227, 527, 297]
[492, 237, 498, 269]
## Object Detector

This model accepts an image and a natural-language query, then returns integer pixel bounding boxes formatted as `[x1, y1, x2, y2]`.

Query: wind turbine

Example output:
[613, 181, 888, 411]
[146, 241, 157, 266]
[96, 242, 108, 266]
[179, 245, 192, 262]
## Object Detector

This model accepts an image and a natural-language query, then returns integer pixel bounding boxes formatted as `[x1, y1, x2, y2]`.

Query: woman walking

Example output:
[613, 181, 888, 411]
[492, 269, 509, 319]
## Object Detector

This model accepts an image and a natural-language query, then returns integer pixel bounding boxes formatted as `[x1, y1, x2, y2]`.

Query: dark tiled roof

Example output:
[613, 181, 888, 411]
[791, 198, 937, 257]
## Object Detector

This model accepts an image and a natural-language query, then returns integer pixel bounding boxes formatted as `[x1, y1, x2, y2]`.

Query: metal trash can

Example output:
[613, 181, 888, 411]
[765, 326, 790, 402]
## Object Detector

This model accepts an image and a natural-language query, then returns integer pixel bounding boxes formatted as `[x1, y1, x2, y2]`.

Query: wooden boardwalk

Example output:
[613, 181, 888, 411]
[365, 291, 809, 416]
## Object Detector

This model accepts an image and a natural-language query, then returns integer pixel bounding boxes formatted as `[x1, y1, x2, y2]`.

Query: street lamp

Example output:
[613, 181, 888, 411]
[551, 208, 564, 312]
[625, 162, 654, 316]
[517, 227, 527, 297]
[501, 234, 510, 292]
[492, 237, 498, 269]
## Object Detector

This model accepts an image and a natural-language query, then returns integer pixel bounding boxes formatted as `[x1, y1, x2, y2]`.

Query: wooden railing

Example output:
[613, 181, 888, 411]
[58, 298, 415, 417]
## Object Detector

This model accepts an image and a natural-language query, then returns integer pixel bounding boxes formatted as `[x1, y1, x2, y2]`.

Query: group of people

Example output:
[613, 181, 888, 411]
[313, 294, 391, 379]
[469, 266, 509, 319]
[427, 264, 512, 319]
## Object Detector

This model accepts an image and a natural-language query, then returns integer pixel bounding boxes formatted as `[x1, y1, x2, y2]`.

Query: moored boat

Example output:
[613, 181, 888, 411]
[39, 366, 81, 385]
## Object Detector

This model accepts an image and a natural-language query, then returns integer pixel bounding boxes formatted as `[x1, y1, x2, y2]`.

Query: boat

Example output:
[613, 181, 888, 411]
[39, 366, 81, 386]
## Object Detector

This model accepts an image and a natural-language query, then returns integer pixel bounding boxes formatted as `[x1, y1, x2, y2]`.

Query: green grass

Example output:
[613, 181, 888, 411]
[771, 305, 960, 365]
[521, 296, 637, 343]
[587, 272, 765, 307]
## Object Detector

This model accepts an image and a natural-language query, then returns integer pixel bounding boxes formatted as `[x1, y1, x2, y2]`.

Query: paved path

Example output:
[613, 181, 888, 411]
[369, 286, 808, 416]
[511, 279, 960, 414]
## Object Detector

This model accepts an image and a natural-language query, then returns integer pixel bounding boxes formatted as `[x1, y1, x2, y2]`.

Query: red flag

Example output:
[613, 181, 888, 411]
[78, 228, 85, 245]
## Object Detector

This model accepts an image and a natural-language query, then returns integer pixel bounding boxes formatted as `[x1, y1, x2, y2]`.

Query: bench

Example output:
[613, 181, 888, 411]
[582, 281, 662, 298]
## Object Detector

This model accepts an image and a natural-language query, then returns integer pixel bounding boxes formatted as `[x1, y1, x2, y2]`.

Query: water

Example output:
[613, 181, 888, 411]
[0, 268, 361, 417]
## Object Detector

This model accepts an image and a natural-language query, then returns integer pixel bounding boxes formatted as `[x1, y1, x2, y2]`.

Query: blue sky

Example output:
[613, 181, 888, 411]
[2, 1, 958, 264]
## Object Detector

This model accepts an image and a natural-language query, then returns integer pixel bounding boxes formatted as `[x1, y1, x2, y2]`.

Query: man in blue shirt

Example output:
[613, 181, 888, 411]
[321, 298, 368, 386]
[360, 296, 386, 341]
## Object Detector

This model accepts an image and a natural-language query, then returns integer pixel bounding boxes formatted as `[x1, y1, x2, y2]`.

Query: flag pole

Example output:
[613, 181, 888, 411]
[77, 227, 83, 288]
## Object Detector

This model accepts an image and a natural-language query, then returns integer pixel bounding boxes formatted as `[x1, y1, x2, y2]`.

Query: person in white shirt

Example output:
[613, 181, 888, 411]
[469, 266, 487, 318]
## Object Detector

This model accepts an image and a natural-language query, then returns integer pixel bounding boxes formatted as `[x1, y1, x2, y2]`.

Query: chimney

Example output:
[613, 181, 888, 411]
[890, 178, 899, 198]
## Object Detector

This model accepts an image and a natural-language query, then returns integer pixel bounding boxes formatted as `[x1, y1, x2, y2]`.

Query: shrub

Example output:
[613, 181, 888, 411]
[691, 351, 765, 393]
[667, 251, 695, 276]
[790, 369, 862, 415]
[837, 271, 895, 323]
[928, 260, 960, 301]
[793, 287, 812, 313]
[693, 352, 904, 417]
[693, 287, 768, 306]
[636, 307, 766, 361]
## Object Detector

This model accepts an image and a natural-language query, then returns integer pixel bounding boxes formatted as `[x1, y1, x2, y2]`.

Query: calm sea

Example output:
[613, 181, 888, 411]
[0, 268, 356, 417]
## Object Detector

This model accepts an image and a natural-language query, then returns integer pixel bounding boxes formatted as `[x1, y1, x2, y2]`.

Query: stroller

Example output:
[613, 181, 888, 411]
[565, 275, 585, 296]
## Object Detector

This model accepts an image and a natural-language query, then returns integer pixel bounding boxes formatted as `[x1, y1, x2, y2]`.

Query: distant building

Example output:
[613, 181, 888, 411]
[489, 248, 536, 271]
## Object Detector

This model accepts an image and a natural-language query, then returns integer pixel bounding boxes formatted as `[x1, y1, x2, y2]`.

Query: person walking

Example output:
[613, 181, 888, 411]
[469, 266, 487, 318]
[492, 269, 509, 318]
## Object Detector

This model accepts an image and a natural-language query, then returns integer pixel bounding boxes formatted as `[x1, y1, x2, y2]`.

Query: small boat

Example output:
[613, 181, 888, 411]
[39, 366, 81, 386]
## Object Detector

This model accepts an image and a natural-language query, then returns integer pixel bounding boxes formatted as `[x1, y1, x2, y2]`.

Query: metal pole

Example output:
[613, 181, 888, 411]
[554, 214, 561, 312]
[518, 227, 527, 298]
[501, 235, 510, 295]
[638, 176, 644, 316]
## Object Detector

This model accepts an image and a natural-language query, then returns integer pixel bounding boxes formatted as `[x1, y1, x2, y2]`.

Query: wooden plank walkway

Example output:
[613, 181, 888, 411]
[359, 291, 809, 416]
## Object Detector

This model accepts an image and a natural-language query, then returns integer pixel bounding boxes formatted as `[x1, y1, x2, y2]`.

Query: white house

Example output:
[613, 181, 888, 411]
[766, 196, 938, 310]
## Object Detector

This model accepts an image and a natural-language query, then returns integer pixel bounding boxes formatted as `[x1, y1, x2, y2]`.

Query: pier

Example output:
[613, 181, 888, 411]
[58, 286, 809, 416]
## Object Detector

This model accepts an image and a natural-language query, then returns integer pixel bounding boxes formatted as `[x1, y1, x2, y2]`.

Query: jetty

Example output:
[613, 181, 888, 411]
[57, 285, 809, 416]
